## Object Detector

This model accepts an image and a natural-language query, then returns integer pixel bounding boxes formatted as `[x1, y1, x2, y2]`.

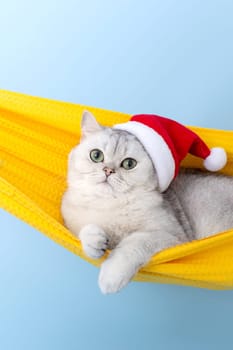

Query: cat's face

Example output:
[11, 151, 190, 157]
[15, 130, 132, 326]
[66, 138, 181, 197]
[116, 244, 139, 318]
[67, 111, 158, 195]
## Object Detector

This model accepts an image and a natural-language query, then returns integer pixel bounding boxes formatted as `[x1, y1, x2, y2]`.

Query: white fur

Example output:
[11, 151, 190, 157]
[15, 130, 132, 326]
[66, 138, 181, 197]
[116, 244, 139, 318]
[79, 224, 108, 259]
[61, 111, 185, 293]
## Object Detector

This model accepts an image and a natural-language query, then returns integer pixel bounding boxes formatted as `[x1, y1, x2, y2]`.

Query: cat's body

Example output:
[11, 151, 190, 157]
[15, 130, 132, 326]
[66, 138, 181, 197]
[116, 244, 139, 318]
[61, 112, 233, 294]
[167, 170, 233, 240]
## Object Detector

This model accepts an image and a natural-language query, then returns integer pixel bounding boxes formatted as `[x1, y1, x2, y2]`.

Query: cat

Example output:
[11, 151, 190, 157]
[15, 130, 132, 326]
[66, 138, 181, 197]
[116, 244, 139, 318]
[61, 111, 233, 294]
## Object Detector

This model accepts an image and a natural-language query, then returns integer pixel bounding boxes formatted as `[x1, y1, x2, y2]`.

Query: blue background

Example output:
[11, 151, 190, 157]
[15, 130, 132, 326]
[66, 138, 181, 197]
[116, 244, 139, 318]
[1, 1, 233, 349]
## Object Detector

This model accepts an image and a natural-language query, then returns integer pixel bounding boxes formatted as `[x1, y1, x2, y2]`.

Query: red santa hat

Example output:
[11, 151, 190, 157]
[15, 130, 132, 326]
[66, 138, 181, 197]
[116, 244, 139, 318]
[114, 114, 227, 192]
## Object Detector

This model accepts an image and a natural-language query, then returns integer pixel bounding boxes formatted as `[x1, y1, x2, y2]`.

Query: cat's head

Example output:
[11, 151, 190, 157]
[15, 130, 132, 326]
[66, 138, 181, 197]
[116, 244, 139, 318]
[67, 111, 158, 196]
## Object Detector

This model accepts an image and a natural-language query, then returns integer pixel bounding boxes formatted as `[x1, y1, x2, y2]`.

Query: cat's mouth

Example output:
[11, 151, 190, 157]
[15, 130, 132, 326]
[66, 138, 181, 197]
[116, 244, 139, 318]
[103, 177, 111, 184]
[97, 177, 111, 184]
[98, 176, 114, 188]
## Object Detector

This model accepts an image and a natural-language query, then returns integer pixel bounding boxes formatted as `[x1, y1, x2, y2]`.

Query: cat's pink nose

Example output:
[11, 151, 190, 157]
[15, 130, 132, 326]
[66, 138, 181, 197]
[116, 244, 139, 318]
[103, 167, 115, 177]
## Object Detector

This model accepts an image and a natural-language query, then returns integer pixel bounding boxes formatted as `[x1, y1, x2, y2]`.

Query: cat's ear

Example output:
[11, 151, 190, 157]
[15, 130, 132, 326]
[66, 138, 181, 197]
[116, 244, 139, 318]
[81, 110, 103, 137]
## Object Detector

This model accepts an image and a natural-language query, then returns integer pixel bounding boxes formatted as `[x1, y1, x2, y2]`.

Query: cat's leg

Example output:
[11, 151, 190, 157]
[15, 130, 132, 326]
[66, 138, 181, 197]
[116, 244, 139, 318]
[98, 231, 179, 294]
[79, 224, 108, 259]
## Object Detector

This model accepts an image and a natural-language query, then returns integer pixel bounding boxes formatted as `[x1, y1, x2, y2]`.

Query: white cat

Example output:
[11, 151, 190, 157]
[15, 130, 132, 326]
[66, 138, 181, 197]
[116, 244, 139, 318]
[61, 111, 233, 294]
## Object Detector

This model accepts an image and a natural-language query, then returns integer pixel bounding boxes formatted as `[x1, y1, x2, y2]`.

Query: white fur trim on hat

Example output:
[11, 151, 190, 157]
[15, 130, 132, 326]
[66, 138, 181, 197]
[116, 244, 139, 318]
[114, 121, 175, 192]
[203, 147, 227, 171]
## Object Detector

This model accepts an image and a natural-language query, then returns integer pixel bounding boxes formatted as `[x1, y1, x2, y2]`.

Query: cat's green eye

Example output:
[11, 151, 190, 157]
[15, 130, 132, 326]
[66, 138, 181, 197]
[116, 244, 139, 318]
[121, 158, 137, 170]
[90, 149, 104, 163]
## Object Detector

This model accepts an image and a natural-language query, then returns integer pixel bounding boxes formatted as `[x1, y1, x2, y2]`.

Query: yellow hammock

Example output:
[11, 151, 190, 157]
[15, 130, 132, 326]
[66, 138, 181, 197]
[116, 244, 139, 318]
[1, 89, 233, 290]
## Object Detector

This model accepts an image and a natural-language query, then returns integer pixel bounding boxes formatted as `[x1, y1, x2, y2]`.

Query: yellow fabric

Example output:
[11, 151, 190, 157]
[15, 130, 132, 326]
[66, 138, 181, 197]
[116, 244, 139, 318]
[1, 89, 233, 290]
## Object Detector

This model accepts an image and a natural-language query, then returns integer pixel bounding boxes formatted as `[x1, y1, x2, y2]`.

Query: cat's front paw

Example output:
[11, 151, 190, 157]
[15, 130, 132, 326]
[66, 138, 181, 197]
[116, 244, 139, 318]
[79, 224, 108, 259]
[98, 254, 137, 294]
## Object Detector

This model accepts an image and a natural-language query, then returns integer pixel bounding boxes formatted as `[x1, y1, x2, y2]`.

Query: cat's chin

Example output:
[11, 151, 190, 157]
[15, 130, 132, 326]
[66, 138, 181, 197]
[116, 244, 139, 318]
[95, 183, 114, 197]
[95, 178, 122, 196]
[101, 179, 114, 189]
[98, 181, 129, 196]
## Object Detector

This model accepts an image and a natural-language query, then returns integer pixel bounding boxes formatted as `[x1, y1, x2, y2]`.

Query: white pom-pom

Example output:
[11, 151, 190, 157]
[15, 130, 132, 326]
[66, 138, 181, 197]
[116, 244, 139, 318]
[203, 147, 227, 171]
